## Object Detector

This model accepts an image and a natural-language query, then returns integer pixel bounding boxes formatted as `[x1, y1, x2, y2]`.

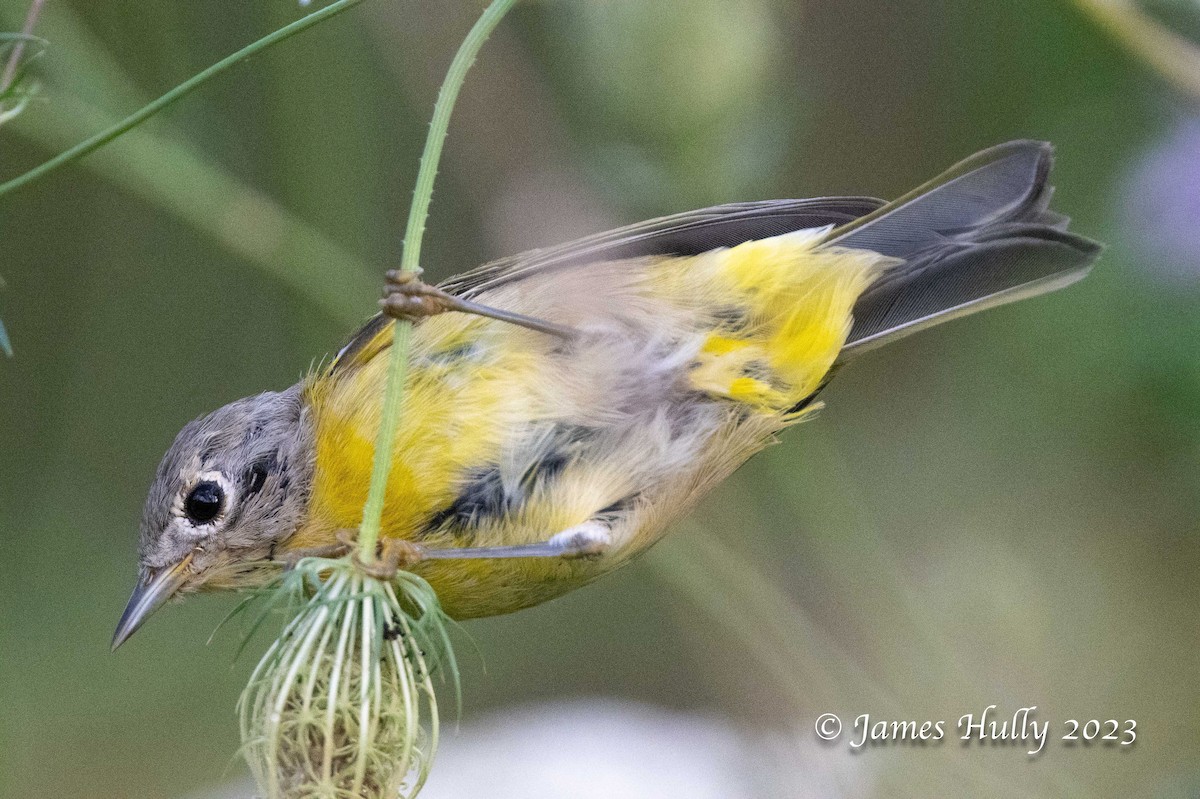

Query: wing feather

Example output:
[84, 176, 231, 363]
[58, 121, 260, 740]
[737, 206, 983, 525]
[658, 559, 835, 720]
[330, 197, 885, 373]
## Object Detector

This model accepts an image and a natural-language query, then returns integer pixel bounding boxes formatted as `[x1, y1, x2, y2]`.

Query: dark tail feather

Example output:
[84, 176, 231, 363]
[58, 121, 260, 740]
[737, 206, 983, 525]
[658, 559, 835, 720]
[828, 141, 1103, 359]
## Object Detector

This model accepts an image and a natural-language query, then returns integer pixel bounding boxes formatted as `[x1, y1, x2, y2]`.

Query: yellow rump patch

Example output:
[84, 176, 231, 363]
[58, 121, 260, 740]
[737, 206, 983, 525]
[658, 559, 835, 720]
[674, 230, 891, 412]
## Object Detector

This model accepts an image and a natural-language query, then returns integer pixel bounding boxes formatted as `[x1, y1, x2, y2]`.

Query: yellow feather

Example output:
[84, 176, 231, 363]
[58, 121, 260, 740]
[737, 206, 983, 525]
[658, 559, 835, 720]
[288, 230, 889, 617]
[661, 229, 889, 409]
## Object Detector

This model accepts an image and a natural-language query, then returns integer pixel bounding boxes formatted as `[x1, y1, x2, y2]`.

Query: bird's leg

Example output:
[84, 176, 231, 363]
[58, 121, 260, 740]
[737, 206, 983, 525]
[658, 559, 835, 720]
[415, 520, 612, 561]
[381, 269, 578, 340]
[291, 523, 612, 581]
[275, 530, 402, 572]
[279, 539, 353, 570]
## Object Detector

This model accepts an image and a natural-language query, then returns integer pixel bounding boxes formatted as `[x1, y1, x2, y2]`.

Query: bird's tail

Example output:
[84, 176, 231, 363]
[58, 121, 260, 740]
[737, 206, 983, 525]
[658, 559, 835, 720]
[828, 140, 1102, 361]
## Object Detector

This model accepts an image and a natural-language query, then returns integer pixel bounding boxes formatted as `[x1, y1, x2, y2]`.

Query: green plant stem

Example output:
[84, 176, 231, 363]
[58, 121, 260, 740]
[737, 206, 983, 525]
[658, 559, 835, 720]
[0, 0, 368, 199]
[357, 0, 519, 560]
[6, 4, 376, 325]
[0, 0, 45, 96]
[15, 91, 375, 323]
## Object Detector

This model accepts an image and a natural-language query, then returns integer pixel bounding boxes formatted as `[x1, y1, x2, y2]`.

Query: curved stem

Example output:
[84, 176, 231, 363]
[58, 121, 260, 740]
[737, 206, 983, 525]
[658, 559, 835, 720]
[0, 0, 45, 97]
[0, 0, 368, 199]
[357, 0, 519, 560]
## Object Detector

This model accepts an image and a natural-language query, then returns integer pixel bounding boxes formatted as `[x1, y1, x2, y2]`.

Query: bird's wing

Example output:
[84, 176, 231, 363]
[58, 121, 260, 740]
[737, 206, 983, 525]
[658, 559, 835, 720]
[441, 197, 885, 297]
[329, 197, 885, 374]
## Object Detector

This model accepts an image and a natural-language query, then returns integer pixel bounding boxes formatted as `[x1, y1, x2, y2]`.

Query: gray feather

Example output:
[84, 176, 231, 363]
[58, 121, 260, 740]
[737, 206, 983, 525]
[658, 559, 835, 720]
[337, 197, 886, 371]
[832, 141, 1102, 357]
[442, 197, 886, 297]
[342, 142, 1098, 371]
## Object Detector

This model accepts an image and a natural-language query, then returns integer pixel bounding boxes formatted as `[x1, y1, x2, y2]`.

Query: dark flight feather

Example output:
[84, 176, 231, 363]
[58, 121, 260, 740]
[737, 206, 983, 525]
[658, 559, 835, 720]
[830, 140, 1102, 357]
[333, 197, 886, 372]
[441, 197, 887, 297]
[333, 141, 1099, 373]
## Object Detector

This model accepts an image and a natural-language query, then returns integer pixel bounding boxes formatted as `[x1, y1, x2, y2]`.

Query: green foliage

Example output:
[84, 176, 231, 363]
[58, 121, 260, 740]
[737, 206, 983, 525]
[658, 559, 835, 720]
[0, 0, 368, 199]
[0, 32, 44, 127]
[0, 30, 46, 357]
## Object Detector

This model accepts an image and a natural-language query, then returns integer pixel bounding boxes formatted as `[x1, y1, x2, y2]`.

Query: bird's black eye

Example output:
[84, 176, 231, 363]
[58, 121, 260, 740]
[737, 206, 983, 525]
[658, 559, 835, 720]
[185, 480, 225, 524]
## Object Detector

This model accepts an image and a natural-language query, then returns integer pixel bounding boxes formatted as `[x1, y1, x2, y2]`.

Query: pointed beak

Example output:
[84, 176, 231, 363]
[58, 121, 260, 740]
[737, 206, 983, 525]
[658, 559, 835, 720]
[111, 552, 194, 651]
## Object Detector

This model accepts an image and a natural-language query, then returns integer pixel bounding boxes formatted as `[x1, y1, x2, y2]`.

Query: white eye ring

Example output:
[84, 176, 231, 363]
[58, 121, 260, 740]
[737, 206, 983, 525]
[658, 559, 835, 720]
[173, 470, 237, 536]
[195, 470, 234, 495]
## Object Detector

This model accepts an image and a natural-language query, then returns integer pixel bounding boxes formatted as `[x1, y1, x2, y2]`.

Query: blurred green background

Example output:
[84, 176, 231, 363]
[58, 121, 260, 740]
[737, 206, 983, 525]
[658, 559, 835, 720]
[1, 1, 1198, 797]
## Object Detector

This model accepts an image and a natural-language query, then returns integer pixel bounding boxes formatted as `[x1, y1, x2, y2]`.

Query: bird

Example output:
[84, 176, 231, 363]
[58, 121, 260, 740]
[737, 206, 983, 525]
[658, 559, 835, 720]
[113, 141, 1101, 649]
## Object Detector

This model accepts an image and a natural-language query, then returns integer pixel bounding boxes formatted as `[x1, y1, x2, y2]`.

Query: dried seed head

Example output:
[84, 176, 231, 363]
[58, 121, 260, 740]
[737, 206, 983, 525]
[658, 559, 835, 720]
[238, 559, 457, 799]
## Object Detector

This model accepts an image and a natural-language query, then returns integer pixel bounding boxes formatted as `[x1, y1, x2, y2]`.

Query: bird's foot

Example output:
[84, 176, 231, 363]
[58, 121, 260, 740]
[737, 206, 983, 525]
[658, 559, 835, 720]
[380, 268, 578, 339]
[545, 521, 612, 559]
[380, 269, 456, 323]
[414, 521, 613, 562]
[279, 538, 353, 570]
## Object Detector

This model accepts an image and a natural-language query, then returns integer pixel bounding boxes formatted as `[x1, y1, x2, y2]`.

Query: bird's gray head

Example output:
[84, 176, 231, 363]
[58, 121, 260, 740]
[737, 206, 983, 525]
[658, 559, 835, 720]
[113, 385, 315, 649]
